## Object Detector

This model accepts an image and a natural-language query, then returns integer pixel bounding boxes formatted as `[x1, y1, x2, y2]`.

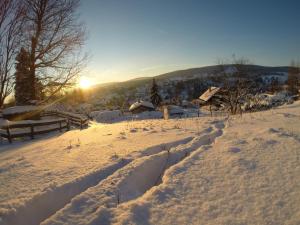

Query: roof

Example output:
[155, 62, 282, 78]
[199, 87, 221, 102]
[129, 101, 155, 111]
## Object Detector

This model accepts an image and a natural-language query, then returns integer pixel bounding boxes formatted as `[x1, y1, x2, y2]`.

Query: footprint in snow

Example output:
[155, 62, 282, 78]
[238, 159, 257, 171]
[130, 129, 138, 133]
[264, 139, 278, 145]
[228, 147, 241, 153]
[118, 136, 126, 139]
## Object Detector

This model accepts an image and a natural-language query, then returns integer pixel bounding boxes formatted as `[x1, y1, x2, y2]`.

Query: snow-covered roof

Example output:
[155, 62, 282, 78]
[199, 87, 221, 102]
[129, 101, 154, 111]
[2, 106, 40, 115]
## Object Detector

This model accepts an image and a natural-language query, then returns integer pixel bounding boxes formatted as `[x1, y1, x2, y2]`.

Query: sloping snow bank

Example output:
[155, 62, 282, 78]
[0, 159, 129, 225]
[41, 123, 224, 225]
[113, 102, 300, 225]
[0, 136, 193, 225]
[132, 111, 163, 120]
[90, 110, 163, 123]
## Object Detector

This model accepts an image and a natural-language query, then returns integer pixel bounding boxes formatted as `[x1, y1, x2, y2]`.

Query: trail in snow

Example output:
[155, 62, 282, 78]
[41, 120, 225, 225]
[0, 137, 193, 225]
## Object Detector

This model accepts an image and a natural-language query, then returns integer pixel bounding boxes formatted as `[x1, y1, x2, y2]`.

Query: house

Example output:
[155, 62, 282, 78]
[129, 101, 155, 114]
[199, 86, 226, 107]
[199, 87, 221, 103]
[199, 87, 226, 114]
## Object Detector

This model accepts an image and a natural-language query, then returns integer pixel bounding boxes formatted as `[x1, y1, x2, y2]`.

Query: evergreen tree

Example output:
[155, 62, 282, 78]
[150, 78, 162, 107]
[14, 48, 34, 105]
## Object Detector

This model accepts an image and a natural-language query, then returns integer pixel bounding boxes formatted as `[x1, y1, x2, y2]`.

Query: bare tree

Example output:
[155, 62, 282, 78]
[0, 0, 24, 107]
[22, 0, 86, 102]
[286, 60, 300, 95]
[219, 57, 254, 115]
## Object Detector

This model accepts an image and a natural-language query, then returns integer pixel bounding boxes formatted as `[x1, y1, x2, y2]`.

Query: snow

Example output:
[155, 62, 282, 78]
[242, 91, 294, 111]
[129, 101, 154, 111]
[2, 106, 40, 115]
[0, 101, 300, 225]
[132, 111, 163, 120]
[90, 110, 122, 123]
[167, 105, 184, 116]
[90, 110, 162, 123]
[224, 66, 238, 74]
[261, 73, 288, 84]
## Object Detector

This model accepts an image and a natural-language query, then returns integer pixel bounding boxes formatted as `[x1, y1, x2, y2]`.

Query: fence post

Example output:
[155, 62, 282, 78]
[30, 125, 34, 139]
[6, 125, 12, 143]
[80, 119, 83, 130]
[59, 121, 62, 132]
[67, 119, 70, 131]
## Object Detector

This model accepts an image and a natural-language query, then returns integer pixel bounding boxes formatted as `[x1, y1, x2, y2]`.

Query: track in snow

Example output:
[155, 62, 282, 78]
[0, 137, 193, 225]
[41, 121, 225, 225]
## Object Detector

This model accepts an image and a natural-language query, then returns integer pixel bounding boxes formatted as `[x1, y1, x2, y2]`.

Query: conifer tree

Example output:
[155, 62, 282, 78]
[14, 48, 34, 105]
[150, 78, 162, 107]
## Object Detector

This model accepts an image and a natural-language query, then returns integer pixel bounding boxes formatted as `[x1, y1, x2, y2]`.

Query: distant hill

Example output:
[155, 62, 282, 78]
[88, 64, 290, 109]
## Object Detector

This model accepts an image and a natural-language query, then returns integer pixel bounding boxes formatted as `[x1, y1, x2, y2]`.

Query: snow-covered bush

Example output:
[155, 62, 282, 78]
[76, 103, 93, 115]
[242, 92, 293, 111]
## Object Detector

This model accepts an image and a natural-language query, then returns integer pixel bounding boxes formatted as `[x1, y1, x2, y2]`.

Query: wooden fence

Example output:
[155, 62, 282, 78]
[0, 118, 69, 143]
[0, 110, 89, 143]
[42, 111, 89, 129]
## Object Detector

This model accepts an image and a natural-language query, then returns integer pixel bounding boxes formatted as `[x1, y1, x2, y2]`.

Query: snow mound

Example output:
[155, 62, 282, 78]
[90, 110, 122, 123]
[2, 106, 40, 115]
[168, 105, 184, 116]
[133, 111, 163, 120]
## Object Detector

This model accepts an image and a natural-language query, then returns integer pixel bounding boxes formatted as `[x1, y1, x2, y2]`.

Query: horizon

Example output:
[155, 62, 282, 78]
[79, 0, 300, 85]
[89, 63, 291, 87]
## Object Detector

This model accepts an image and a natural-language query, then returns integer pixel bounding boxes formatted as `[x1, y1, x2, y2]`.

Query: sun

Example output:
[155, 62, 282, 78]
[79, 77, 92, 89]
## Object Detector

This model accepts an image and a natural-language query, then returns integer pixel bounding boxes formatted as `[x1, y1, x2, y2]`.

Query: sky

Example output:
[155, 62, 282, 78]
[79, 0, 300, 84]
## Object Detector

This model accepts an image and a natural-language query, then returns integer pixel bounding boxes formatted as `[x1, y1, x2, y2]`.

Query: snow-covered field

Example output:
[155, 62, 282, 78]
[1, 102, 300, 225]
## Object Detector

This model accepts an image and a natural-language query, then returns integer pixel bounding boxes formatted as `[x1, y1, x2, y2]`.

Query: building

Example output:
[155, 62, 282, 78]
[129, 101, 155, 114]
[199, 87, 221, 103]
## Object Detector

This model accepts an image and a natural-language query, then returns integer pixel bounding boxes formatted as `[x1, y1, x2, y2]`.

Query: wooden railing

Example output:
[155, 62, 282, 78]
[42, 110, 89, 129]
[0, 118, 69, 143]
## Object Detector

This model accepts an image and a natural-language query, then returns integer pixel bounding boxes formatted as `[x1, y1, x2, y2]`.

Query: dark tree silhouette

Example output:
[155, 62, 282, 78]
[0, 0, 24, 107]
[287, 61, 300, 95]
[219, 57, 254, 115]
[150, 78, 162, 107]
[22, 0, 86, 101]
[14, 48, 33, 105]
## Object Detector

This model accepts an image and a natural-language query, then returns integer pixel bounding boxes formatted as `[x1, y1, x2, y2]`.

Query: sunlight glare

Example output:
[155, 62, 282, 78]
[79, 77, 92, 89]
